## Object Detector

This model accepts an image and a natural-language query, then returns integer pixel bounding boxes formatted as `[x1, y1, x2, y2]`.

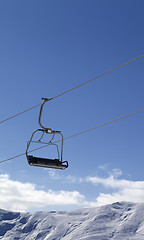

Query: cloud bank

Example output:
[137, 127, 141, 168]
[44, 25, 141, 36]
[0, 174, 85, 212]
[86, 174, 144, 206]
[1, 171, 144, 212]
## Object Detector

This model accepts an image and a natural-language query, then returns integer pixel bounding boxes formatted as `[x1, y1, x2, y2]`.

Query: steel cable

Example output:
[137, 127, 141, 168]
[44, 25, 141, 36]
[0, 54, 144, 125]
[0, 107, 144, 164]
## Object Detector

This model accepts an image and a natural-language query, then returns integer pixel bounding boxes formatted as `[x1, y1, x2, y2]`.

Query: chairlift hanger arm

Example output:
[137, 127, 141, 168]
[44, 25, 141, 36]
[38, 98, 52, 131]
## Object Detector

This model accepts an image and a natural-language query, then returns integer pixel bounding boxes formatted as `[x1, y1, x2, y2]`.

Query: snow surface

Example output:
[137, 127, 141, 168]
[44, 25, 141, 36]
[0, 202, 144, 239]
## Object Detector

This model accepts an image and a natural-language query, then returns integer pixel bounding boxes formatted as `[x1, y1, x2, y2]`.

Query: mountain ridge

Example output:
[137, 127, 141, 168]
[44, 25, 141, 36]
[0, 201, 144, 239]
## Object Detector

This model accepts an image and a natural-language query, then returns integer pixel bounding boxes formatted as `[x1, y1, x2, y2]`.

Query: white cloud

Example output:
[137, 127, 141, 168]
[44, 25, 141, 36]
[47, 170, 82, 184]
[97, 163, 108, 171]
[86, 173, 144, 206]
[44, 169, 144, 208]
[0, 174, 86, 212]
[86, 175, 144, 189]
[47, 169, 61, 179]
[1, 171, 144, 212]
[110, 168, 122, 178]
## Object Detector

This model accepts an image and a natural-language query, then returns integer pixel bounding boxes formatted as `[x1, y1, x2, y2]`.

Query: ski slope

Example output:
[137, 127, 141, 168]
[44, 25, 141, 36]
[0, 202, 144, 239]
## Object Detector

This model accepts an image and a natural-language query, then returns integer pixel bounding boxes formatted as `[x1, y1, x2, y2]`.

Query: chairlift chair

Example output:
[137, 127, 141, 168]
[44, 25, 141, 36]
[26, 98, 68, 170]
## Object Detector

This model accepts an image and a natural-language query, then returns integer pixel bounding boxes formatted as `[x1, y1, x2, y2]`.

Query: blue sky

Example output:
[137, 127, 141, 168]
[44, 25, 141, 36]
[0, 0, 144, 212]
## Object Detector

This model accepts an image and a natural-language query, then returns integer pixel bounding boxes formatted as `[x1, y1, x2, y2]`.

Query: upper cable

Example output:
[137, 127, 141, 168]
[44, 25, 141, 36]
[0, 54, 144, 125]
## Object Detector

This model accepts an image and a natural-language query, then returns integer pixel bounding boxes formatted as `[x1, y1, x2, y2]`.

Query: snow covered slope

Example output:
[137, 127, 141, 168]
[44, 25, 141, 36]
[0, 202, 144, 240]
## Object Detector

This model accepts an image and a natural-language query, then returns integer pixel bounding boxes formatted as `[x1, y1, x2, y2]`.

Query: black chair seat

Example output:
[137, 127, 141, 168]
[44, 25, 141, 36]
[27, 155, 68, 170]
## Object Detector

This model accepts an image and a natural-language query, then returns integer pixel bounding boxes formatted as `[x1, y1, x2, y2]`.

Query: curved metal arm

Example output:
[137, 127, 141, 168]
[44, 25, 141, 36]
[38, 98, 52, 131]
[26, 129, 44, 158]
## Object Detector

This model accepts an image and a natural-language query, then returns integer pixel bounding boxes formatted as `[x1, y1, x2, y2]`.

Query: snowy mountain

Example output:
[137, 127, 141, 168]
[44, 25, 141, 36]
[0, 202, 144, 240]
